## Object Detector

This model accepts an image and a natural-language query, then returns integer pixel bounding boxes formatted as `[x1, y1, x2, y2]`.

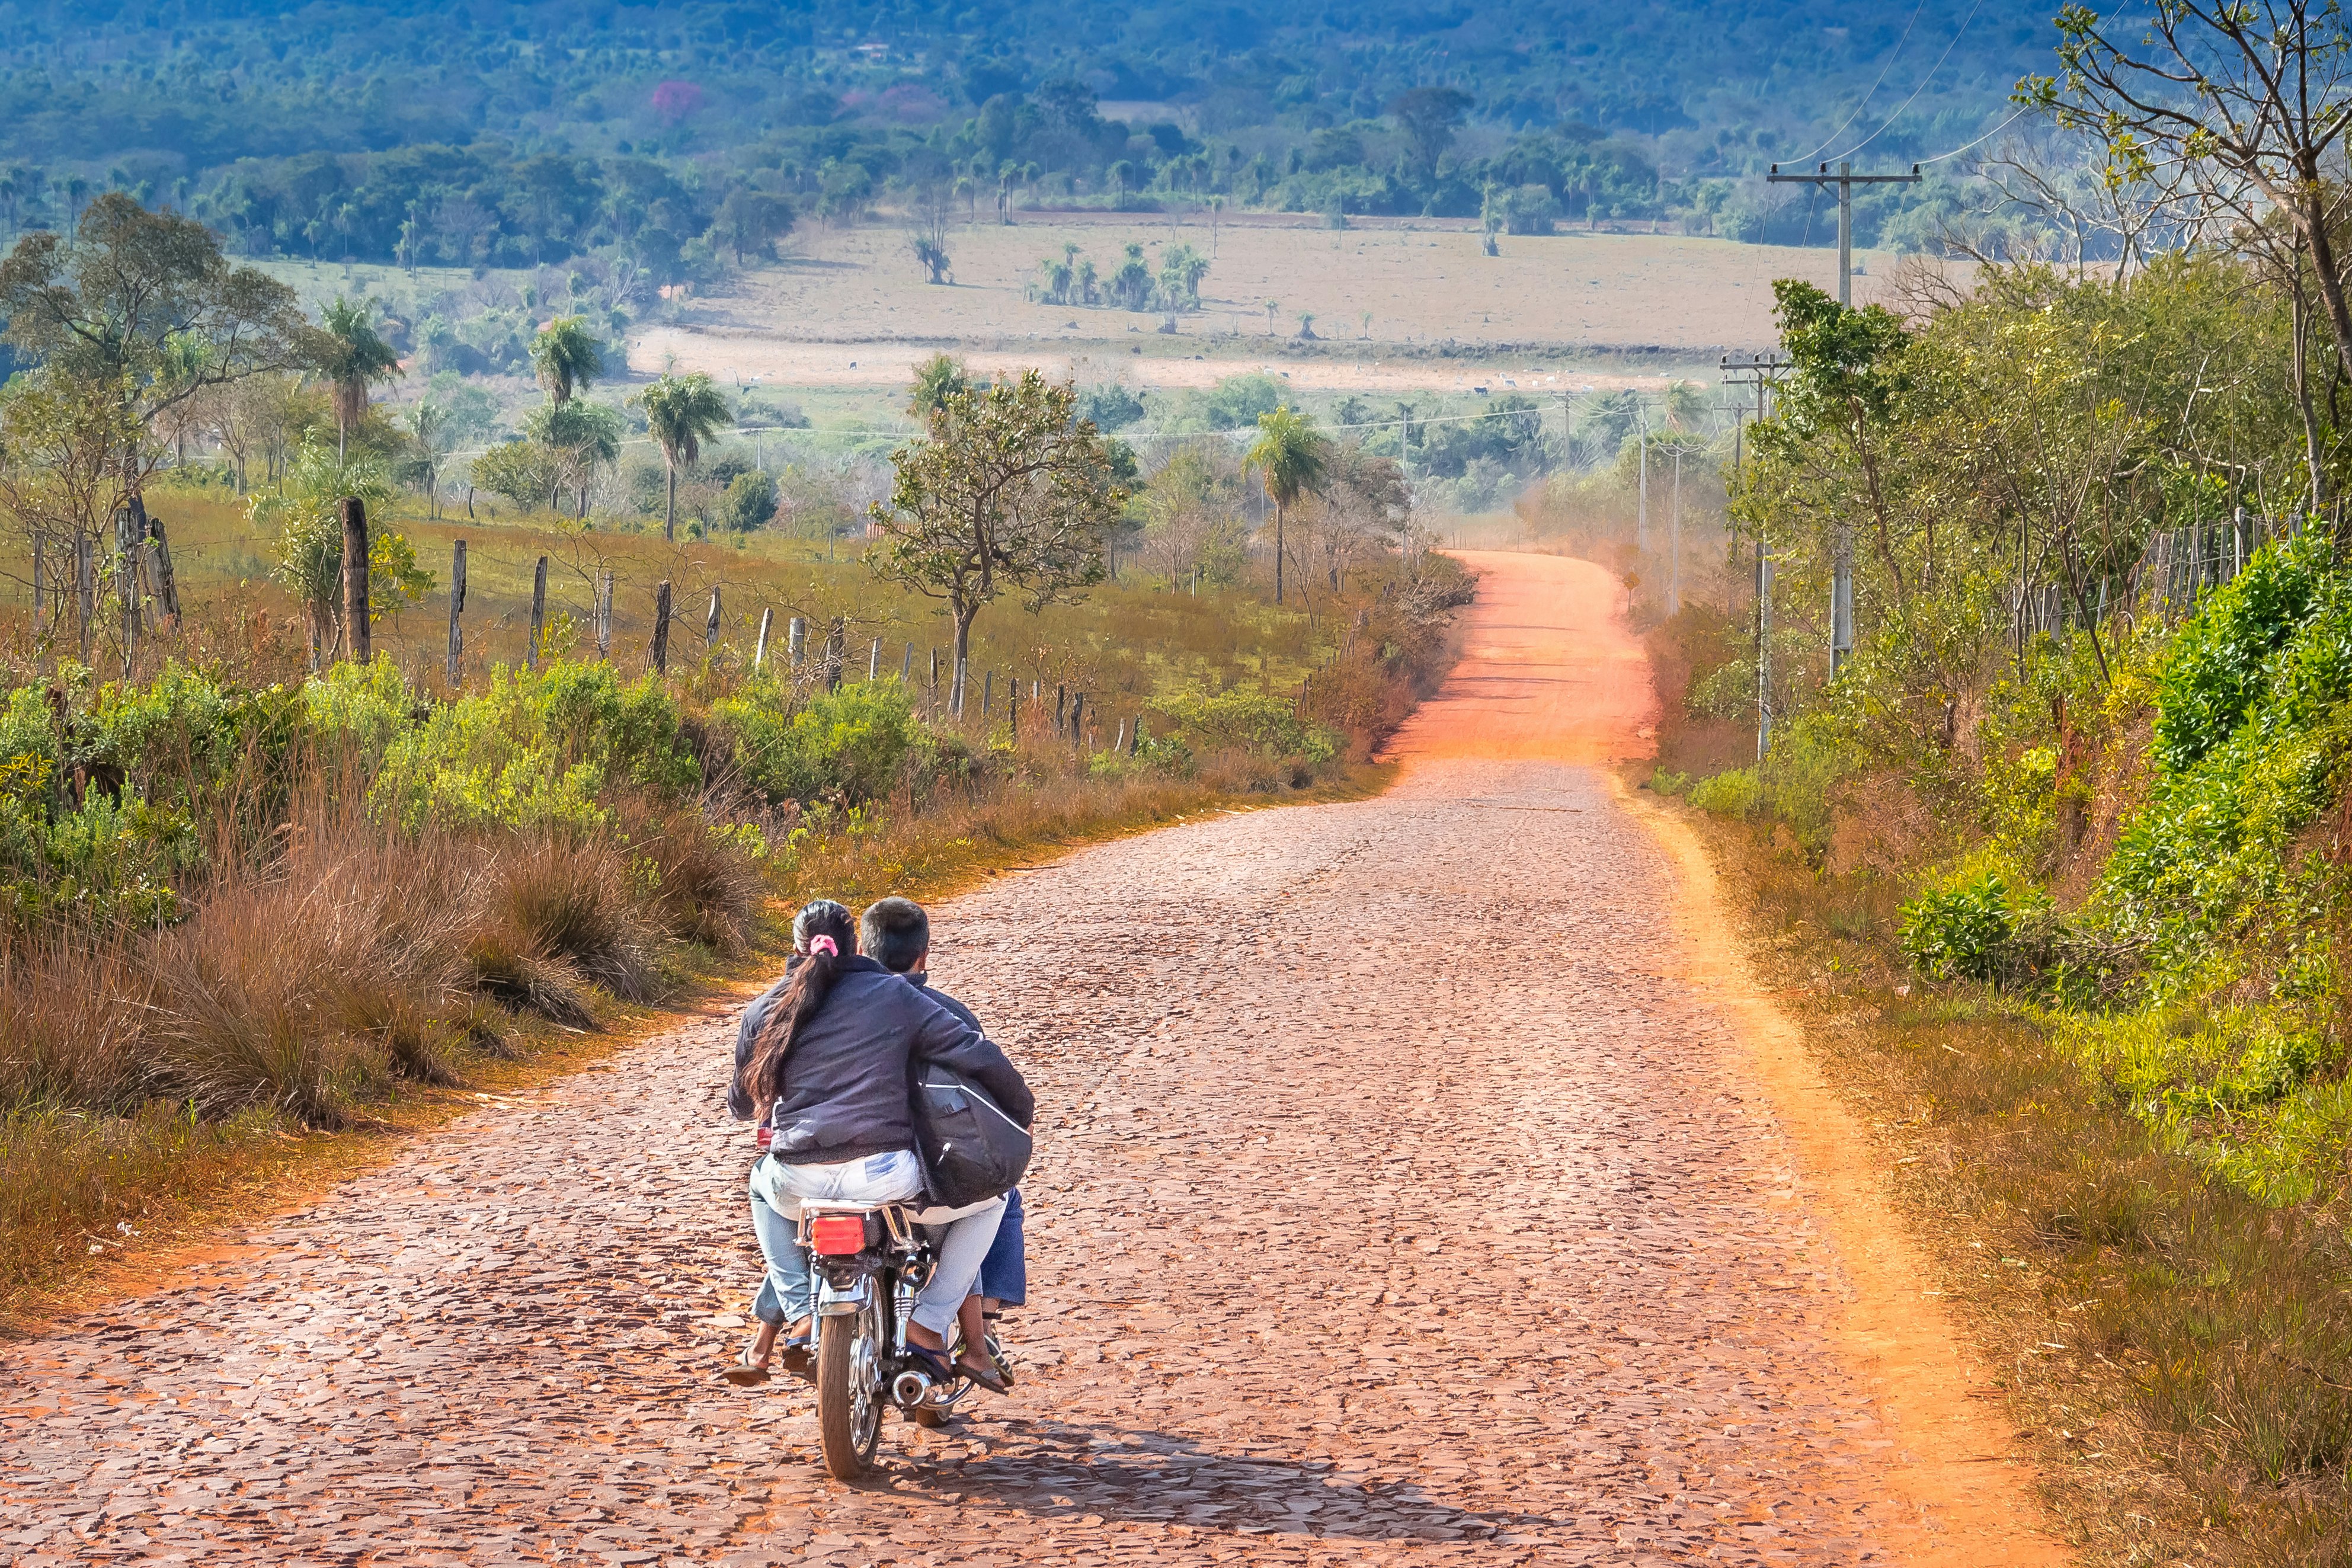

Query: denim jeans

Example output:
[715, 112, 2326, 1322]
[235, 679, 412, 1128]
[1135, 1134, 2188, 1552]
[978, 1186, 1026, 1305]
[747, 1150, 1007, 1335]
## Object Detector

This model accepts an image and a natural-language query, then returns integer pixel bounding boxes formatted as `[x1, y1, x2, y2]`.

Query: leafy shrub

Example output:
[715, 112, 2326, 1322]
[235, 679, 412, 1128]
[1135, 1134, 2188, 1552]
[1685, 767, 1759, 817]
[717, 681, 933, 807]
[1900, 857, 2052, 983]
[1148, 687, 1337, 764]
[2152, 533, 2328, 771]
[715, 469, 780, 532]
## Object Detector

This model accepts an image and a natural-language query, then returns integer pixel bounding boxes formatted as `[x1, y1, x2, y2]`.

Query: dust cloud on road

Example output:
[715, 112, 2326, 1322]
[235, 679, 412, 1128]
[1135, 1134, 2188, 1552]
[0, 553, 2056, 1565]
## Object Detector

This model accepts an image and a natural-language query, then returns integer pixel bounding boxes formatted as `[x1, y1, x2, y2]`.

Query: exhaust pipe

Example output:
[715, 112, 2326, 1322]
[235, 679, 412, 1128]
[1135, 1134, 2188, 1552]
[891, 1369, 933, 1407]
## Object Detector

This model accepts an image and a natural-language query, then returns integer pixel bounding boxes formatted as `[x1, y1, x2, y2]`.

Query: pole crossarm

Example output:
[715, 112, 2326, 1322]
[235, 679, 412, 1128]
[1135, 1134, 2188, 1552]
[1765, 162, 1925, 187]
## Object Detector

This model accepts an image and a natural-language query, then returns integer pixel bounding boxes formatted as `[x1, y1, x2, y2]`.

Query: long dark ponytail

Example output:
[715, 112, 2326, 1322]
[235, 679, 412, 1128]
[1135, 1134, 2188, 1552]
[739, 900, 856, 1114]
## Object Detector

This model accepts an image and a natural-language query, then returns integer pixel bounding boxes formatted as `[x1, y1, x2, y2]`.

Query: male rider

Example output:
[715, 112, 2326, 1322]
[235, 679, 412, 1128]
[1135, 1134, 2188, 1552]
[859, 896, 1026, 1388]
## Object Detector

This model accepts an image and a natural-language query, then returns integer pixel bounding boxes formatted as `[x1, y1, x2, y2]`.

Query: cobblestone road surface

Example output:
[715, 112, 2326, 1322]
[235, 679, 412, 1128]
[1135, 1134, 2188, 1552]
[0, 558, 1921, 1566]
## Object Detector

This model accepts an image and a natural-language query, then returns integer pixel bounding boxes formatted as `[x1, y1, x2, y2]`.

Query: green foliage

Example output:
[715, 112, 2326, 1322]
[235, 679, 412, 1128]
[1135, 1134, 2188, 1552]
[2152, 533, 2329, 772]
[716, 681, 935, 807]
[1900, 856, 2052, 983]
[253, 440, 425, 626]
[1148, 687, 1337, 764]
[469, 439, 565, 510]
[715, 469, 779, 532]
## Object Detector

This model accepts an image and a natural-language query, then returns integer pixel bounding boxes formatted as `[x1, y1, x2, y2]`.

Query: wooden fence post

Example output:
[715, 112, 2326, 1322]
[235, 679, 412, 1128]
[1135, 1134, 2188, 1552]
[1070, 690, 1084, 744]
[75, 536, 94, 661]
[928, 648, 939, 702]
[146, 513, 181, 628]
[30, 536, 43, 637]
[446, 539, 467, 687]
[706, 585, 723, 651]
[788, 616, 806, 667]
[527, 555, 548, 671]
[340, 497, 370, 664]
[901, 644, 913, 682]
[983, 668, 993, 716]
[1055, 684, 1067, 737]
[114, 506, 139, 677]
[868, 636, 882, 681]
[824, 617, 844, 690]
[754, 607, 773, 669]
[1007, 677, 1019, 735]
[595, 570, 614, 659]
[649, 581, 672, 672]
[952, 654, 967, 718]
[1130, 715, 1143, 756]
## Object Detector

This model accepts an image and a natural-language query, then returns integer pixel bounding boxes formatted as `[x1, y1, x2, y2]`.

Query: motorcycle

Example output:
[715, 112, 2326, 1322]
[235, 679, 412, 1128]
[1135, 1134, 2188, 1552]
[799, 1200, 986, 1478]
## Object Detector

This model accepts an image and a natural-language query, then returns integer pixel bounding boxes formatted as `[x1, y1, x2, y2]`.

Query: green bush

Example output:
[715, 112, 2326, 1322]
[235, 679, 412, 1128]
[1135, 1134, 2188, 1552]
[715, 469, 780, 532]
[1685, 767, 1759, 817]
[1148, 687, 1337, 764]
[717, 680, 934, 807]
[1900, 857, 2052, 983]
[2153, 534, 2329, 771]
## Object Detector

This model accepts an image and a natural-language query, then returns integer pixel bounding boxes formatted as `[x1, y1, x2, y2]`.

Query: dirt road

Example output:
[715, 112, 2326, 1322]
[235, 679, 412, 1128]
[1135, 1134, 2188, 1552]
[0, 555, 2059, 1565]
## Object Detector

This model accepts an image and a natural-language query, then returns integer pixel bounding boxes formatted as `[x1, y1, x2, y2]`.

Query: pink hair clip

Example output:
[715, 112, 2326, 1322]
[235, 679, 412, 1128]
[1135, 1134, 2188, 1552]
[808, 935, 839, 958]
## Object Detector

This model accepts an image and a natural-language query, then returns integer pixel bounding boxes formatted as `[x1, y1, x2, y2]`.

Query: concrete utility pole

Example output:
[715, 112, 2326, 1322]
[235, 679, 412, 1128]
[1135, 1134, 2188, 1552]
[1766, 161, 1922, 307]
[1768, 162, 1919, 680]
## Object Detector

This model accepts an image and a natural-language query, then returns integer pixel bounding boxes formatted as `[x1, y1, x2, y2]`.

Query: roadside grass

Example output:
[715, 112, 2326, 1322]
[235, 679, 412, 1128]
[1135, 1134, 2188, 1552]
[1693, 812, 2352, 1568]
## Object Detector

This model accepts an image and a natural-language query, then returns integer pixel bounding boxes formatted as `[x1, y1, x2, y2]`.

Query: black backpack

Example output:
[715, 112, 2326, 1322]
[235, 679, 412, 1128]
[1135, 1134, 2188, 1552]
[910, 1063, 1032, 1209]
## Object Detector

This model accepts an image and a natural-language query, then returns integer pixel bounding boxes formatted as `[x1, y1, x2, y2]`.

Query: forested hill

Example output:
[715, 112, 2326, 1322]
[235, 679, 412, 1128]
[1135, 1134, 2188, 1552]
[0, 0, 2055, 265]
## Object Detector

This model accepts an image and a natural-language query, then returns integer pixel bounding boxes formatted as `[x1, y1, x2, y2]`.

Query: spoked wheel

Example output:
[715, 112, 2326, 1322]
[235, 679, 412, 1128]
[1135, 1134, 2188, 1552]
[815, 1301, 884, 1479]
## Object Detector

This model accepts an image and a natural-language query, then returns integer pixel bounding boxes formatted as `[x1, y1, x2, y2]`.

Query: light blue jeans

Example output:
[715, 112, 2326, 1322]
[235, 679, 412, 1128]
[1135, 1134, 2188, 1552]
[747, 1148, 1006, 1335]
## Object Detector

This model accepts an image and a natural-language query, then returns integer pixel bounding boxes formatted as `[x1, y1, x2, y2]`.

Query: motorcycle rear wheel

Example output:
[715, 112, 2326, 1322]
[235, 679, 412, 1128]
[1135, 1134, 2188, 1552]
[815, 1304, 882, 1479]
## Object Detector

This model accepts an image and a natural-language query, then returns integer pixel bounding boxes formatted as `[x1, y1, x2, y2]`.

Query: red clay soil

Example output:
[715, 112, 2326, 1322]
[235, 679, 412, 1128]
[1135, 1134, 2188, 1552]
[0, 551, 2066, 1565]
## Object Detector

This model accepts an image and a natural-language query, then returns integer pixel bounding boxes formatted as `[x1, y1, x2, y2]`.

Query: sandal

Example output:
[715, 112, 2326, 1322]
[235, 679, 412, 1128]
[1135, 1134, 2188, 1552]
[721, 1346, 770, 1387]
[902, 1340, 959, 1385]
[956, 1353, 1010, 1396]
[775, 1327, 815, 1383]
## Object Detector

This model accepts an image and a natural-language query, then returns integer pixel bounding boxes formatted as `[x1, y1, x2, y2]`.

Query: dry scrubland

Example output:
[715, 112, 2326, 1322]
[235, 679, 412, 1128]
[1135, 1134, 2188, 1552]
[634, 218, 1937, 396]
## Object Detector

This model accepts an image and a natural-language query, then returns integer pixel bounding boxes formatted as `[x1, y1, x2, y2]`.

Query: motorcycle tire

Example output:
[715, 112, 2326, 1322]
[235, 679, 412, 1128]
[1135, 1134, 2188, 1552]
[816, 1305, 883, 1479]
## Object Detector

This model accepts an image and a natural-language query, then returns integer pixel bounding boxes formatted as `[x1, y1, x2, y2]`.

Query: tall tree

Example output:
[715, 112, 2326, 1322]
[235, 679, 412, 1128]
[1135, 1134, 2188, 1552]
[529, 315, 604, 408]
[868, 370, 1125, 712]
[1246, 406, 1331, 605]
[907, 352, 970, 417]
[316, 295, 401, 459]
[0, 192, 308, 507]
[1388, 88, 1473, 176]
[632, 372, 732, 539]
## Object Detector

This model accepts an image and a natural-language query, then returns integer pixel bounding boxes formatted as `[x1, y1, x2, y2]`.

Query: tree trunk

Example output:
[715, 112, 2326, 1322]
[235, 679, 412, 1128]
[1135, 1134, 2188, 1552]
[2301, 176, 2352, 398]
[952, 604, 977, 717]
[665, 460, 677, 541]
[1273, 497, 1285, 604]
[2293, 281, 2326, 511]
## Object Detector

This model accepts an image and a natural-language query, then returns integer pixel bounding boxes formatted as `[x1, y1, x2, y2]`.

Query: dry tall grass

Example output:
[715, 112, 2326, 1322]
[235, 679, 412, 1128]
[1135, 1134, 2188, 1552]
[1704, 820, 2352, 1567]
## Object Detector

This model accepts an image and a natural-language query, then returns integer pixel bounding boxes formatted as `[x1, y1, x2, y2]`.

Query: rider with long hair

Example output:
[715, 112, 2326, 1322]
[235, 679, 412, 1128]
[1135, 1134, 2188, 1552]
[726, 900, 1032, 1388]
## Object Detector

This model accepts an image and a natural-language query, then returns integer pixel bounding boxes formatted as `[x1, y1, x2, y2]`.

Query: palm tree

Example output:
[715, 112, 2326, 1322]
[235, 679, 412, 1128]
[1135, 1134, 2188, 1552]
[907, 352, 969, 418]
[407, 398, 456, 519]
[317, 296, 402, 459]
[530, 315, 605, 408]
[631, 372, 732, 539]
[1245, 406, 1329, 606]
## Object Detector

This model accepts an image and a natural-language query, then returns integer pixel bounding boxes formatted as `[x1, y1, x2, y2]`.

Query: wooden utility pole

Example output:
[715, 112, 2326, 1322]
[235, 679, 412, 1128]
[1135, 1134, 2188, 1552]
[528, 555, 548, 671]
[446, 539, 468, 687]
[650, 580, 672, 673]
[1766, 161, 1921, 308]
[340, 497, 370, 664]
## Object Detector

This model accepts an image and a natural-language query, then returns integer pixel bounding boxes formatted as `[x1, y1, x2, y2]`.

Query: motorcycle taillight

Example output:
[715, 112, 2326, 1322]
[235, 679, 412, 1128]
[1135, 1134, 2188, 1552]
[808, 1215, 868, 1256]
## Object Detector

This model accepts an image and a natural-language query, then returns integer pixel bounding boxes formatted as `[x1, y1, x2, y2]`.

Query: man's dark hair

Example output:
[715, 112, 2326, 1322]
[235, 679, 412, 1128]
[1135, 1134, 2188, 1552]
[860, 896, 930, 974]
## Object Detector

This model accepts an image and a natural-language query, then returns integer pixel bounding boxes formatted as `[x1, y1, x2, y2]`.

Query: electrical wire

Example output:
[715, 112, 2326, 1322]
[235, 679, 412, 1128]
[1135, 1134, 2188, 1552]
[1912, 104, 2033, 166]
[1831, 0, 1985, 162]
[1779, 0, 1931, 168]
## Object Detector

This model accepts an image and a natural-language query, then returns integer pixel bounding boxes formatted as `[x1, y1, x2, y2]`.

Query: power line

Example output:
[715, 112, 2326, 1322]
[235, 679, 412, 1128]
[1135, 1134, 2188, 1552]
[1781, 0, 1932, 168]
[1831, 0, 1986, 162]
[1913, 104, 2033, 167]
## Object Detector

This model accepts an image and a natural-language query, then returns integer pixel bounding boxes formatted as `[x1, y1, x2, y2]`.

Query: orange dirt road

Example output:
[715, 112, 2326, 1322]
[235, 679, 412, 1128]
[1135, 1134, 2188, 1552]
[1396, 551, 2067, 1565]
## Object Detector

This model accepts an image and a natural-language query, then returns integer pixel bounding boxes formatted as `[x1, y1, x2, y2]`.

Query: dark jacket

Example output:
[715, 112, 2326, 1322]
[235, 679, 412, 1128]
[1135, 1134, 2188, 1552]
[728, 955, 1033, 1166]
[908, 973, 981, 1032]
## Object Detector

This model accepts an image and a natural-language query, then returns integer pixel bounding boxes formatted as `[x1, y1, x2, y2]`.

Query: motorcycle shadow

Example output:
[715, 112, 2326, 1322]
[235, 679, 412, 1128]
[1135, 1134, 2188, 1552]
[857, 1412, 1546, 1543]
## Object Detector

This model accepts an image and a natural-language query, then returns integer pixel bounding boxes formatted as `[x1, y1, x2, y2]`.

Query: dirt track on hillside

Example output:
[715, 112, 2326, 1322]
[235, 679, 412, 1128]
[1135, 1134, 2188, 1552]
[0, 553, 2060, 1565]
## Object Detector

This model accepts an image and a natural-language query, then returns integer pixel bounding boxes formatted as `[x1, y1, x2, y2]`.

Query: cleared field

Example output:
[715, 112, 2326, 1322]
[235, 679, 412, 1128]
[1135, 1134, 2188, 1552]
[633, 215, 1945, 396]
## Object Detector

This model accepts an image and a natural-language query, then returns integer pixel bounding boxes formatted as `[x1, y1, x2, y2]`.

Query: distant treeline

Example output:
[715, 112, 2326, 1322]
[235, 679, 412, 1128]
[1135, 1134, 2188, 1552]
[0, 0, 2046, 265]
